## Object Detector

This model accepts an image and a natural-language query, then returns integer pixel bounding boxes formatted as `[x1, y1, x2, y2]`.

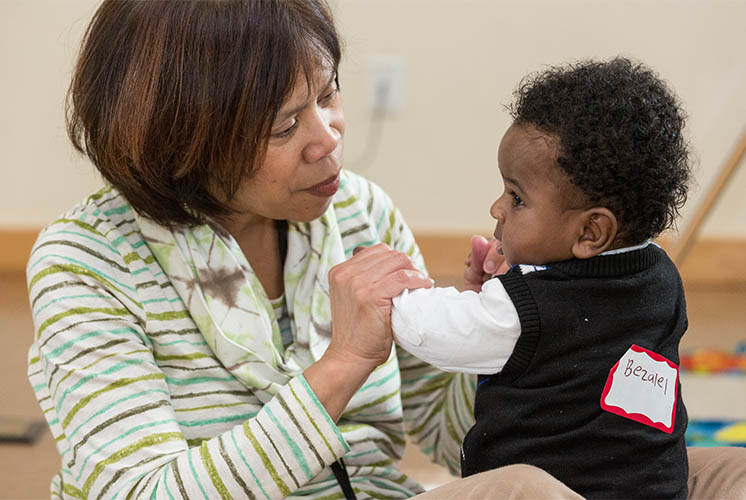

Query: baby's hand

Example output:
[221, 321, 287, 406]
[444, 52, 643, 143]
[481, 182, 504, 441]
[463, 235, 508, 292]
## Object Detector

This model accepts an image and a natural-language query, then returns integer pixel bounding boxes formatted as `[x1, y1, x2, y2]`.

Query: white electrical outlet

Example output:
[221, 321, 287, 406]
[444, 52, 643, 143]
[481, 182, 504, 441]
[368, 56, 404, 113]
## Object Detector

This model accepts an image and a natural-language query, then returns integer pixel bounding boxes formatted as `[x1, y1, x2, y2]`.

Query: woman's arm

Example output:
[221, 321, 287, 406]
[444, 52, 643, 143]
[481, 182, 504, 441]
[305, 243, 433, 422]
[28, 217, 348, 499]
[352, 185, 475, 475]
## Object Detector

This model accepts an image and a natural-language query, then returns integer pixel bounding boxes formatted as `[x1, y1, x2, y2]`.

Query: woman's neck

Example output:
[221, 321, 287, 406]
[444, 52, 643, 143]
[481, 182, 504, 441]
[219, 214, 284, 300]
[219, 212, 273, 241]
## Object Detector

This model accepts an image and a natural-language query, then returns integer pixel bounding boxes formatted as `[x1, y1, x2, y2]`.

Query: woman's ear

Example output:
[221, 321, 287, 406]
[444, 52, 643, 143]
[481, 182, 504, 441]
[571, 207, 618, 259]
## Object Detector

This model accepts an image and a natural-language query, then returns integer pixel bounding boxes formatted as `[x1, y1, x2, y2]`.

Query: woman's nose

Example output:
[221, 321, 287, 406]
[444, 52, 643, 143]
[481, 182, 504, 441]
[303, 109, 343, 163]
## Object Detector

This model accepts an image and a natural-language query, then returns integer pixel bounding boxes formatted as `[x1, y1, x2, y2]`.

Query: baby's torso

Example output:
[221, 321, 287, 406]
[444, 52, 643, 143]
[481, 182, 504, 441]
[462, 253, 689, 499]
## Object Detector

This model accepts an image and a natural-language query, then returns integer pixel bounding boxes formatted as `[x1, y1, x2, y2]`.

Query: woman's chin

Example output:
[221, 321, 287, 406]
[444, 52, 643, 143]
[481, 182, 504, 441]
[291, 197, 335, 223]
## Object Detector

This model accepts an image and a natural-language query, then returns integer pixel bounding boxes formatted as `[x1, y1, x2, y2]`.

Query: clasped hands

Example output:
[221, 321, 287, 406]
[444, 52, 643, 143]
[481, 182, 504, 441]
[326, 236, 508, 370]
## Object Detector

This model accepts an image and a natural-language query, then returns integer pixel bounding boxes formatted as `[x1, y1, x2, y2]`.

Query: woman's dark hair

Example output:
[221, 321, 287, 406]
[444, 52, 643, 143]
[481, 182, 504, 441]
[67, 0, 341, 226]
[509, 57, 691, 244]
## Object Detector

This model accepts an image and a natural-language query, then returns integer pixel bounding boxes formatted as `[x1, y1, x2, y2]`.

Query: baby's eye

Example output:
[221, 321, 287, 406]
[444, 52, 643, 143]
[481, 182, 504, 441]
[511, 192, 524, 207]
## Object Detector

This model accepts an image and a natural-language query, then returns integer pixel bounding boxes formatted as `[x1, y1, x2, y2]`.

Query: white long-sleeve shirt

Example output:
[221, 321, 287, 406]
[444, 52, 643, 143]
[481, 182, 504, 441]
[392, 277, 521, 374]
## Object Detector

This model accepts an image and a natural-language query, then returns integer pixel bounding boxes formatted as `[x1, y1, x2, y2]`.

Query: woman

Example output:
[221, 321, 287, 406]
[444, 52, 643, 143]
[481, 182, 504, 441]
[26, 1, 465, 498]
[27, 1, 746, 499]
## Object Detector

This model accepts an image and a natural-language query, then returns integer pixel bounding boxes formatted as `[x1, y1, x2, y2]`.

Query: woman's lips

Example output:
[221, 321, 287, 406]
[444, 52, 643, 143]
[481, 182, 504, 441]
[307, 173, 340, 197]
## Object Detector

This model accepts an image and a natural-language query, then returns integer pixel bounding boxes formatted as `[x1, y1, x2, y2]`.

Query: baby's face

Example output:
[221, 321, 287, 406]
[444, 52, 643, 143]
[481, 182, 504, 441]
[490, 123, 587, 267]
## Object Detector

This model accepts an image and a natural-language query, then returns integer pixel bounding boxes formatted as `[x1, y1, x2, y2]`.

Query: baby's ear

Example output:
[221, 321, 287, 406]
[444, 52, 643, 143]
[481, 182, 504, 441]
[572, 208, 618, 259]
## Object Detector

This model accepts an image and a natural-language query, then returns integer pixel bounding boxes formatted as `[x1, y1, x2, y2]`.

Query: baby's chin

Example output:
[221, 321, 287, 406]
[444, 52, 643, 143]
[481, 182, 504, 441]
[496, 245, 513, 269]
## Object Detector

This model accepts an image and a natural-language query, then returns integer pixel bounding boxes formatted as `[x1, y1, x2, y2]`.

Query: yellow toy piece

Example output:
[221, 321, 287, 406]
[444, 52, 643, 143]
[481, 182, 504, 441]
[715, 422, 746, 444]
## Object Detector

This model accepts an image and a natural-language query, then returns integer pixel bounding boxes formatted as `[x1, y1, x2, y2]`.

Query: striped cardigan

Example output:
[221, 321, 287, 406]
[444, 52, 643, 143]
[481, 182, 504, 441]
[27, 170, 476, 499]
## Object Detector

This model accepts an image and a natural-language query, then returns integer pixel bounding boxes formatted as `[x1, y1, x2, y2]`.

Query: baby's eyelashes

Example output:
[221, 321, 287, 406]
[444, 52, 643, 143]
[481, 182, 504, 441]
[510, 191, 524, 206]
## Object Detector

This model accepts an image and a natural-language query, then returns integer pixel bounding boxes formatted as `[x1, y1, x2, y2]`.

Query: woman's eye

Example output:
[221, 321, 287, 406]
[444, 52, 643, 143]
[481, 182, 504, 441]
[320, 86, 339, 104]
[272, 119, 298, 138]
[511, 192, 524, 206]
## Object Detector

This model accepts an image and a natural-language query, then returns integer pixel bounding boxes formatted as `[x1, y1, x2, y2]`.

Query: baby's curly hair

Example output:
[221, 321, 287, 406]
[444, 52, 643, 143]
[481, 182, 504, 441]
[509, 57, 691, 244]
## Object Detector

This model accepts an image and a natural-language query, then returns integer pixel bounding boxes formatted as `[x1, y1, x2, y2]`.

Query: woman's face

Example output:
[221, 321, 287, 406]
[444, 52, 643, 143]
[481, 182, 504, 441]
[228, 63, 345, 224]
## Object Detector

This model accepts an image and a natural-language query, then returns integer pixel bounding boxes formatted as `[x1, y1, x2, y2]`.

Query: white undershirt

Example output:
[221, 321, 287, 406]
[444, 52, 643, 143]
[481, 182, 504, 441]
[391, 241, 652, 374]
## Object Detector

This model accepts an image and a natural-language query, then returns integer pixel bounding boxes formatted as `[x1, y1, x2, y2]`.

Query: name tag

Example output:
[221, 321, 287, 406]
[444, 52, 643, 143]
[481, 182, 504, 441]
[600, 345, 679, 433]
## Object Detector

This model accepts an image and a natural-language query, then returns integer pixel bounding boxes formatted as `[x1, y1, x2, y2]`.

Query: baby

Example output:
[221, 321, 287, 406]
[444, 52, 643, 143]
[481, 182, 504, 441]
[392, 57, 691, 499]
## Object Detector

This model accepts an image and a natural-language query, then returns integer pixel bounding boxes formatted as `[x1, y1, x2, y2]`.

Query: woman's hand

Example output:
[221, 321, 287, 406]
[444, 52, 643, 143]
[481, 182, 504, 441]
[463, 235, 509, 292]
[326, 243, 433, 368]
[305, 243, 433, 421]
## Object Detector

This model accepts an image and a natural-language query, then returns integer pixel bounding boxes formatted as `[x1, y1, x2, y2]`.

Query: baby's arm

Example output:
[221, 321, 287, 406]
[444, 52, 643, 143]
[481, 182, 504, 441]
[391, 278, 520, 374]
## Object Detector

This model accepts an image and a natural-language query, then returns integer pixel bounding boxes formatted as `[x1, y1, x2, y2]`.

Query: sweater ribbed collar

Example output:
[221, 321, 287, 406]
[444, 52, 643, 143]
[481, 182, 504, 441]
[544, 243, 663, 278]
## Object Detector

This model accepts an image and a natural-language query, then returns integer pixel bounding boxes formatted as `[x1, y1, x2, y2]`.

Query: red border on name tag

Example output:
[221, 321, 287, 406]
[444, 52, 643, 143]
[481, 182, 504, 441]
[600, 344, 679, 434]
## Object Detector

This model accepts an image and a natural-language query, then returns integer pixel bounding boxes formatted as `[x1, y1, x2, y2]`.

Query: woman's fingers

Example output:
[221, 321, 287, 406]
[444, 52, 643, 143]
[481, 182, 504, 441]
[335, 244, 422, 288]
[347, 243, 418, 274]
[370, 268, 433, 303]
[328, 245, 429, 370]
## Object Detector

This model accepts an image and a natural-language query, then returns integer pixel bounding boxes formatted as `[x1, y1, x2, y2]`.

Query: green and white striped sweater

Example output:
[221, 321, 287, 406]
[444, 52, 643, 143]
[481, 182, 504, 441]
[27, 170, 477, 499]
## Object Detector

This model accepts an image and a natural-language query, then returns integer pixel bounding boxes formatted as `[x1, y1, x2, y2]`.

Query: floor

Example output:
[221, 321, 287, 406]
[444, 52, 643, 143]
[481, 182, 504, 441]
[1, 270, 745, 499]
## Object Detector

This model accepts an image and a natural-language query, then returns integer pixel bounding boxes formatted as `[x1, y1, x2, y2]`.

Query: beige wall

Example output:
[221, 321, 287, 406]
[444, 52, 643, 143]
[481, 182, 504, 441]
[2, 0, 745, 238]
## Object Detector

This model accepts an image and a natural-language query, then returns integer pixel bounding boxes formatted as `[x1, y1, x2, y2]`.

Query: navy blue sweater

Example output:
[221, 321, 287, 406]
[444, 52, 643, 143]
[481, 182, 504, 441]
[461, 245, 688, 499]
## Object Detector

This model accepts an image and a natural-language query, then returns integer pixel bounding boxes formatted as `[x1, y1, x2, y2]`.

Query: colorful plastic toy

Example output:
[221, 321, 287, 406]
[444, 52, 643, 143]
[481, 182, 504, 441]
[680, 342, 746, 375]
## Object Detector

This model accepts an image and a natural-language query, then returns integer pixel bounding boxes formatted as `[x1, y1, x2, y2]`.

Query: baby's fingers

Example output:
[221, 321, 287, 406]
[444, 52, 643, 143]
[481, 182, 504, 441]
[483, 241, 509, 275]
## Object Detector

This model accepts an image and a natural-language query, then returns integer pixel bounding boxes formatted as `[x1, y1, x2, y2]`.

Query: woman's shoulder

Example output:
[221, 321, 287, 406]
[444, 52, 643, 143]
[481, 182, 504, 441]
[28, 185, 145, 278]
[332, 170, 394, 240]
[32, 186, 137, 248]
[336, 169, 388, 199]
[334, 170, 396, 222]
[334, 170, 422, 265]
[26, 185, 153, 325]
